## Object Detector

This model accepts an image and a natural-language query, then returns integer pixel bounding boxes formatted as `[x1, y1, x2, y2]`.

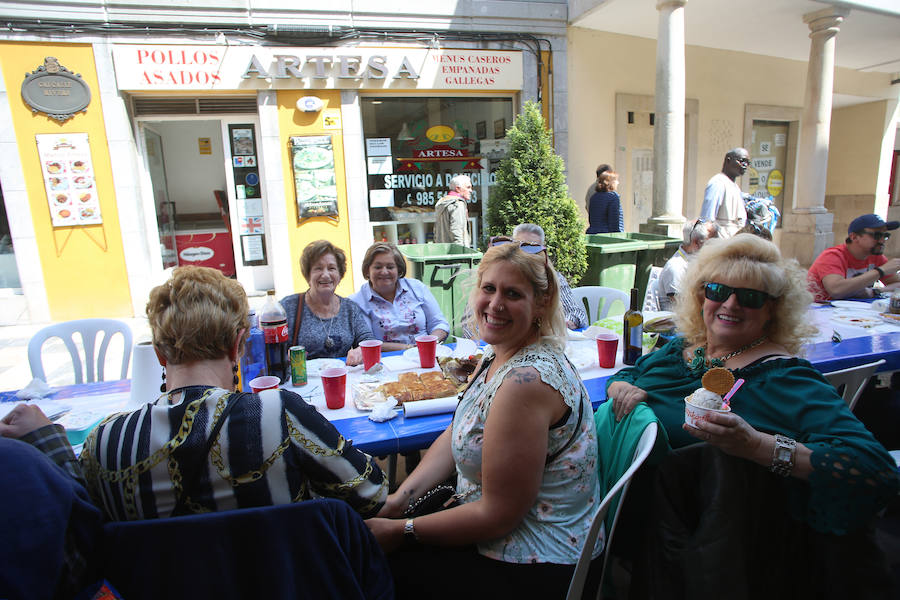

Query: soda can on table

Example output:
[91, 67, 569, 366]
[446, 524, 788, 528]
[290, 345, 308, 386]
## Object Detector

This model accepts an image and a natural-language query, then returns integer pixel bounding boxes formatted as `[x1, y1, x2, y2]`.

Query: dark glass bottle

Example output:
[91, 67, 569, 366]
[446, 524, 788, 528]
[623, 287, 643, 365]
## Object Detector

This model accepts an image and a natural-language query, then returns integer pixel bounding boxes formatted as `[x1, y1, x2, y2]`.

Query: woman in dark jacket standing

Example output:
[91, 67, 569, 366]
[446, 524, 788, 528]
[586, 170, 624, 234]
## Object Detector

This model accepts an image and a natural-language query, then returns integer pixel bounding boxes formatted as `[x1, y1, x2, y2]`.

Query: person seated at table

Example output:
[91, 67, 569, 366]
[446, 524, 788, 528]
[366, 239, 601, 599]
[0, 266, 388, 521]
[282, 239, 374, 366]
[460, 224, 588, 335]
[608, 234, 899, 536]
[656, 218, 718, 311]
[350, 241, 449, 351]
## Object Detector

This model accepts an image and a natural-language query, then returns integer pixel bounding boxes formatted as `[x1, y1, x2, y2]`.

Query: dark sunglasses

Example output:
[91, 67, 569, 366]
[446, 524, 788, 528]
[704, 282, 772, 309]
[861, 230, 891, 242]
[732, 156, 750, 166]
[489, 236, 549, 266]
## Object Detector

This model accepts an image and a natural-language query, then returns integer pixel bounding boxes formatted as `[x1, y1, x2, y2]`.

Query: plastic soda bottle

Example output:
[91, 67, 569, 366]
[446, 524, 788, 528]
[259, 290, 290, 384]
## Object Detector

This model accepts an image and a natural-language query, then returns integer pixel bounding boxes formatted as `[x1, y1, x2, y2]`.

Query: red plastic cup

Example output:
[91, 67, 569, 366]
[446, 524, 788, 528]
[321, 367, 347, 409]
[415, 335, 438, 368]
[359, 340, 383, 371]
[596, 333, 619, 369]
[249, 375, 280, 394]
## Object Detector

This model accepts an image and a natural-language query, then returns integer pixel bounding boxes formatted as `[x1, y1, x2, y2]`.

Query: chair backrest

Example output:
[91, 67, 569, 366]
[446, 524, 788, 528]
[821, 358, 884, 411]
[572, 286, 630, 323]
[449, 267, 478, 339]
[28, 318, 133, 384]
[566, 422, 659, 600]
[643, 266, 662, 312]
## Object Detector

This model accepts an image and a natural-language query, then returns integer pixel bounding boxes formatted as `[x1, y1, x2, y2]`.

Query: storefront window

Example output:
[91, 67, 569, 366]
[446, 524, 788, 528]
[361, 96, 513, 244]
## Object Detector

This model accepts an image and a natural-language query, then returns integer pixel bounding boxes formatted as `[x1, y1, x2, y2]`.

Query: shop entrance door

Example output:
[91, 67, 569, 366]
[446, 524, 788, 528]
[138, 116, 271, 293]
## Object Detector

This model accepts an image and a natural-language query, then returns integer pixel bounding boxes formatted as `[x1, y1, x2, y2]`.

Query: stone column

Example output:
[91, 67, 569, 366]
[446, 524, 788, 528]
[643, 0, 687, 238]
[783, 7, 848, 267]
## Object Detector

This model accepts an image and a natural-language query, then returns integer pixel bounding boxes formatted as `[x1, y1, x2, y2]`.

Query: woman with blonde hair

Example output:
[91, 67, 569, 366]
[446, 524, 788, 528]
[366, 238, 601, 599]
[608, 234, 898, 535]
[1, 266, 387, 520]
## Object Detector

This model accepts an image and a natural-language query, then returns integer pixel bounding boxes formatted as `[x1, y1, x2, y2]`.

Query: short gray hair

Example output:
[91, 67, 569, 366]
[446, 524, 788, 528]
[512, 223, 545, 245]
[449, 174, 471, 191]
[681, 218, 717, 245]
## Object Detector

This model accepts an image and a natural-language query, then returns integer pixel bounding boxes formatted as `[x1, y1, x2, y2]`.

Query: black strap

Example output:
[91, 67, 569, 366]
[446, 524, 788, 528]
[292, 292, 306, 346]
[173, 392, 240, 515]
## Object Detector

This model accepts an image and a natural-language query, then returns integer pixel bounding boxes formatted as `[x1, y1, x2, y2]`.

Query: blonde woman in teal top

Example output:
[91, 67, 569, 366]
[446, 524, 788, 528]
[608, 234, 898, 535]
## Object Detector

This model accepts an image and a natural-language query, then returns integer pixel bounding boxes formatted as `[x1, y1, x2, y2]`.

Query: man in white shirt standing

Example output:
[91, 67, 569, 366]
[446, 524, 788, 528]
[699, 148, 750, 238]
[657, 218, 719, 310]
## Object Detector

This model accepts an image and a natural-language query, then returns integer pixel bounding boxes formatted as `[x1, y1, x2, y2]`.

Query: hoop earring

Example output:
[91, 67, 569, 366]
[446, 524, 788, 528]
[232, 364, 239, 387]
[160, 368, 167, 393]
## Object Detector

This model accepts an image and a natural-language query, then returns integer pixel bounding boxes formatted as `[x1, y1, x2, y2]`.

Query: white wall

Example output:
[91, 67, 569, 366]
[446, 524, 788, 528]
[154, 120, 226, 216]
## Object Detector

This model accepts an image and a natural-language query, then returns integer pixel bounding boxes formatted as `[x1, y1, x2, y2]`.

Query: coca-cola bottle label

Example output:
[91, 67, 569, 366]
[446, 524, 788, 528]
[262, 322, 289, 343]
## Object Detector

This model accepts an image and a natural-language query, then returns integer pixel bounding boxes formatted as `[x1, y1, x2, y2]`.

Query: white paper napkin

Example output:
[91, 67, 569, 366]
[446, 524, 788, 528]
[15, 378, 53, 400]
[368, 397, 399, 422]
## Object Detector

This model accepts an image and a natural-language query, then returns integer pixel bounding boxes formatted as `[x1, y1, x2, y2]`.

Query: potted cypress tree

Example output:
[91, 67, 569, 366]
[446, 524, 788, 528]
[486, 101, 588, 284]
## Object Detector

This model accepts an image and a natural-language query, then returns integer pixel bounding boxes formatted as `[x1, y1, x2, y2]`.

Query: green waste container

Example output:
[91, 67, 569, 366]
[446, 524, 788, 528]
[581, 234, 648, 296]
[398, 243, 482, 339]
[604, 232, 682, 303]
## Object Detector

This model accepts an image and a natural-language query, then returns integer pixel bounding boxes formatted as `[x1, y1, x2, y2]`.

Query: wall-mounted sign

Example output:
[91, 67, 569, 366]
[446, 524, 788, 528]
[22, 57, 91, 122]
[198, 137, 211, 154]
[296, 96, 324, 112]
[111, 46, 524, 92]
[290, 135, 339, 221]
[36, 133, 102, 227]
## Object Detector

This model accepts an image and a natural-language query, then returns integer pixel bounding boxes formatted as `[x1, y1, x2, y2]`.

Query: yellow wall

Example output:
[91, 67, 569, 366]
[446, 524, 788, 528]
[0, 42, 132, 319]
[276, 90, 356, 296]
[567, 27, 897, 218]
[826, 100, 888, 196]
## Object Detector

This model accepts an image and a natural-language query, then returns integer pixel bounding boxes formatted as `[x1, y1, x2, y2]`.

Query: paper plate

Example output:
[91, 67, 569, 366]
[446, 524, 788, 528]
[402, 345, 453, 363]
[830, 300, 876, 311]
[306, 358, 346, 377]
[830, 314, 881, 328]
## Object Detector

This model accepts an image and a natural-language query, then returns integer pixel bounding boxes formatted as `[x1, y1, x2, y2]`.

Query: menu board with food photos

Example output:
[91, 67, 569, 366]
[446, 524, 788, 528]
[36, 133, 102, 227]
[290, 135, 339, 221]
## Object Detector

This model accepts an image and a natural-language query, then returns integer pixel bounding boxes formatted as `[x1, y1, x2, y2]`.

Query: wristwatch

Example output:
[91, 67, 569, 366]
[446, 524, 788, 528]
[875, 266, 886, 278]
[770, 434, 796, 477]
[403, 518, 418, 542]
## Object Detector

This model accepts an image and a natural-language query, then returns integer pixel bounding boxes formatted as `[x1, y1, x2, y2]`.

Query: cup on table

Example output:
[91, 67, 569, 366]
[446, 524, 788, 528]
[595, 333, 619, 369]
[249, 375, 280, 394]
[359, 340, 383, 371]
[415, 334, 439, 368]
[320, 367, 348, 409]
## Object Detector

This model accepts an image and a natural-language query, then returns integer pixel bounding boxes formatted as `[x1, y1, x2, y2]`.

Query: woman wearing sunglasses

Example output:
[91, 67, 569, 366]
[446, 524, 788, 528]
[366, 239, 600, 599]
[606, 234, 898, 592]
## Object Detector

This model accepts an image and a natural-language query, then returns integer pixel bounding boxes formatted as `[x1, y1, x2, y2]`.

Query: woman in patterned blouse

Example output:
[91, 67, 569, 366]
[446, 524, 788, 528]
[0, 266, 387, 521]
[350, 242, 450, 352]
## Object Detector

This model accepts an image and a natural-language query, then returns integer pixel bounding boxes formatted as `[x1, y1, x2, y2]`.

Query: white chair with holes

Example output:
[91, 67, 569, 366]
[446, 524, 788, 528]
[28, 318, 133, 384]
[821, 358, 885, 411]
[643, 266, 663, 312]
[566, 422, 659, 600]
[572, 286, 630, 323]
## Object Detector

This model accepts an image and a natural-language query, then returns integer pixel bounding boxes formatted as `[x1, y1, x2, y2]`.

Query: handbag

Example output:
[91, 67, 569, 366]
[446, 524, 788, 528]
[403, 484, 459, 518]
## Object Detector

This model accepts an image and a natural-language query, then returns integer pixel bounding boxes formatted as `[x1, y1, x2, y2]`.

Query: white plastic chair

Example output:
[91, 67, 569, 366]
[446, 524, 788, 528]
[642, 266, 662, 312]
[572, 286, 630, 322]
[821, 358, 884, 411]
[566, 422, 659, 600]
[28, 318, 133, 384]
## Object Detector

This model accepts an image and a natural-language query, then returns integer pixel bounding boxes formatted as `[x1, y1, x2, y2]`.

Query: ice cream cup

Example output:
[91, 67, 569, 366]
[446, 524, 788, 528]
[684, 397, 731, 429]
[359, 340, 383, 371]
[249, 376, 280, 394]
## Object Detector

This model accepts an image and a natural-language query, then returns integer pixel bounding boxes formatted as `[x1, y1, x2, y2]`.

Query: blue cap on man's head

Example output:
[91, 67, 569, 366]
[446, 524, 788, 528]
[848, 214, 900, 234]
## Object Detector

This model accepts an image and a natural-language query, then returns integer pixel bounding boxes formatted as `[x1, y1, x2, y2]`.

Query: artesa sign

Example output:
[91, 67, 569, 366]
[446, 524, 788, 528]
[111, 45, 522, 91]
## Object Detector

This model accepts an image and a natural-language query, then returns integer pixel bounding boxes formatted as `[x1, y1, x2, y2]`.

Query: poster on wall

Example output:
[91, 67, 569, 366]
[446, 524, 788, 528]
[290, 135, 339, 221]
[36, 133, 102, 227]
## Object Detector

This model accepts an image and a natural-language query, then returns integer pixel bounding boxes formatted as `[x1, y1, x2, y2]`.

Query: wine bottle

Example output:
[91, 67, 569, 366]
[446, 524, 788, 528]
[623, 287, 643, 365]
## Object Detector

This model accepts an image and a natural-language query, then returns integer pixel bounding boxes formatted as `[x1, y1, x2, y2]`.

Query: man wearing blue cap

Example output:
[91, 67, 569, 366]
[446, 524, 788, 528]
[807, 214, 900, 302]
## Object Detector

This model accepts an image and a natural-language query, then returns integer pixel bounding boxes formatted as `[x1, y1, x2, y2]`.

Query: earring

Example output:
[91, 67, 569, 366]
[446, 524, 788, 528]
[232, 364, 239, 388]
[533, 316, 543, 329]
[160, 368, 167, 393]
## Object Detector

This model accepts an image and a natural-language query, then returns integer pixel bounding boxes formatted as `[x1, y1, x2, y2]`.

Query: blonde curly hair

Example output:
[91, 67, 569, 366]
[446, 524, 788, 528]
[674, 233, 816, 355]
[147, 266, 250, 364]
[463, 243, 567, 349]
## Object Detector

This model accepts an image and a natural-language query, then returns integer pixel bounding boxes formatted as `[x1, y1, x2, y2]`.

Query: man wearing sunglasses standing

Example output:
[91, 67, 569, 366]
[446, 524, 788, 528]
[699, 148, 750, 239]
[807, 214, 900, 302]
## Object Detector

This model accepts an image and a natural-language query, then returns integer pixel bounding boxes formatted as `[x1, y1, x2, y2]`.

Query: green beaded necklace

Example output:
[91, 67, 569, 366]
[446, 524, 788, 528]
[687, 336, 768, 373]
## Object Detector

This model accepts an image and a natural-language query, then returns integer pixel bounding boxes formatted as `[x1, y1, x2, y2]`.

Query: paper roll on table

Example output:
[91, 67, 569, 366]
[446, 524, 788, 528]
[128, 341, 164, 409]
[402, 396, 459, 418]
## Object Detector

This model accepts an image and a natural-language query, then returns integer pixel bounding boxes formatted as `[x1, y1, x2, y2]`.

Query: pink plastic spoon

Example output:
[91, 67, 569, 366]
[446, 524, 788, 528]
[721, 378, 745, 409]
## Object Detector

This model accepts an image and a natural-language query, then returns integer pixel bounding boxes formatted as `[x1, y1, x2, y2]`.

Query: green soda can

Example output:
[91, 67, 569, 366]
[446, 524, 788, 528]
[290, 345, 307, 386]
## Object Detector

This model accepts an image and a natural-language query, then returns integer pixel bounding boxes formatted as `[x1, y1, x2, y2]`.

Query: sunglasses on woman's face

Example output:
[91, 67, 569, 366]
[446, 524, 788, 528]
[703, 282, 772, 309]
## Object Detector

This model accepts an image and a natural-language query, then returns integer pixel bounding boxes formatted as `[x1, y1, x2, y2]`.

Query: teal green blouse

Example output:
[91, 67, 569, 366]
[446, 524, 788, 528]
[607, 338, 900, 535]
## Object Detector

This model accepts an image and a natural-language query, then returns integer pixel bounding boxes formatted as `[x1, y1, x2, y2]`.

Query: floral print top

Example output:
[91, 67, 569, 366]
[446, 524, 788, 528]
[450, 340, 602, 564]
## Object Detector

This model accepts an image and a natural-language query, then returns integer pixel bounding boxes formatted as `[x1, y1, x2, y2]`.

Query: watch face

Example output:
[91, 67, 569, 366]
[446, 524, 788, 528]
[775, 446, 792, 462]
